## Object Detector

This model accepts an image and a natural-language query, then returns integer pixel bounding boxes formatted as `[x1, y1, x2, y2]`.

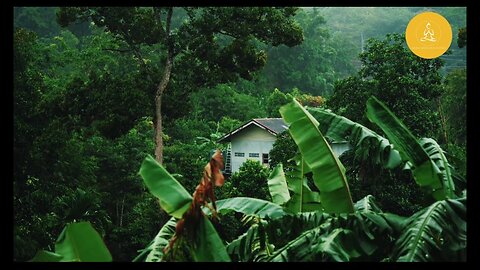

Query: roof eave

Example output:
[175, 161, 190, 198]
[217, 120, 278, 143]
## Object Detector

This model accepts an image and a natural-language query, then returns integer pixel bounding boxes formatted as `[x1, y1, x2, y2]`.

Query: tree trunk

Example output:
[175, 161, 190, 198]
[437, 98, 449, 145]
[154, 8, 174, 165]
[154, 96, 164, 164]
[154, 54, 173, 164]
[115, 200, 119, 226]
[119, 195, 125, 227]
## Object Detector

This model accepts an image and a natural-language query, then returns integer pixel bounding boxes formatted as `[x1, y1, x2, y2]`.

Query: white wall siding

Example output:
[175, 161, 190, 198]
[227, 124, 351, 173]
[331, 142, 351, 157]
[231, 125, 276, 173]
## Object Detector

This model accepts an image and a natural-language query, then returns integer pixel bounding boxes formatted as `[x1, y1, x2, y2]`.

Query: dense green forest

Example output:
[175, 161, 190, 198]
[14, 7, 466, 262]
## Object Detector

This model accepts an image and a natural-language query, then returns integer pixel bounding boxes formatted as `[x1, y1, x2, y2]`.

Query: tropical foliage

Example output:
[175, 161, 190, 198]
[129, 98, 466, 262]
[14, 7, 466, 262]
[30, 222, 112, 262]
[25, 96, 467, 262]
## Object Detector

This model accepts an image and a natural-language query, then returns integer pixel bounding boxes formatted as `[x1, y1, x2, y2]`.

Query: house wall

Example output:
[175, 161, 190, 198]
[331, 142, 351, 157]
[228, 124, 352, 173]
[230, 125, 276, 173]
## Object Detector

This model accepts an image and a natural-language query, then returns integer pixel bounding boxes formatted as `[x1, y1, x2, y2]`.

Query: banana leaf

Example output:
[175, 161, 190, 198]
[191, 215, 231, 262]
[366, 96, 455, 200]
[307, 107, 402, 169]
[29, 250, 63, 262]
[213, 197, 287, 219]
[139, 155, 192, 218]
[280, 99, 354, 213]
[267, 164, 291, 205]
[137, 217, 178, 262]
[55, 222, 112, 262]
[354, 195, 383, 213]
[419, 138, 456, 199]
[392, 197, 466, 261]
[283, 155, 323, 213]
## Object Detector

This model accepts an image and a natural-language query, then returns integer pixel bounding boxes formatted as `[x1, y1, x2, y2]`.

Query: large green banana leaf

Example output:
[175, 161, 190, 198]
[307, 107, 402, 169]
[280, 99, 354, 213]
[228, 205, 404, 262]
[29, 250, 63, 262]
[30, 222, 112, 262]
[263, 211, 330, 248]
[141, 210, 234, 262]
[261, 211, 399, 262]
[283, 155, 322, 213]
[392, 197, 466, 262]
[226, 221, 273, 262]
[189, 215, 231, 262]
[419, 138, 456, 199]
[214, 197, 287, 219]
[228, 212, 330, 262]
[54, 222, 112, 262]
[267, 164, 291, 205]
[134, 217, 178, 262]
[354, 195, 383, 213]
[265, 224, 362, 262]
[366, 96, 454, 200]
[139, 155, 192, 218]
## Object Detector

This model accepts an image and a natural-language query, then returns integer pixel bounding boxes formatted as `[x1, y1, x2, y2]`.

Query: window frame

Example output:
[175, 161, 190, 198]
[262, 153, 269, 164]
[249, 153, 260, 158]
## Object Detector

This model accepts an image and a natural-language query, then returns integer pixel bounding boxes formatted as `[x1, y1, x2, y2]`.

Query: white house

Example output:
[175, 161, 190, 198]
[217, 118, 350, 174]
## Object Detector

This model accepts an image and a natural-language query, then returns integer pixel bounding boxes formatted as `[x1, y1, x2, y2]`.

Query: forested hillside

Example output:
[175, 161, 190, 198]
[13, 7, 466, 262]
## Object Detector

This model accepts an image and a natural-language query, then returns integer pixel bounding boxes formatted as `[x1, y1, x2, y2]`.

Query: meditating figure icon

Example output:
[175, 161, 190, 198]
[420, 22, 436, 42]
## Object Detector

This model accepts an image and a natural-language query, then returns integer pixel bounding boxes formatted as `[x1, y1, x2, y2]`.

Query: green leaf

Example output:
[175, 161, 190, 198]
[140, 217, 178, 262]
[266, 225, 352, 262]
[392, 198, 466, 262]
[191, 215, 231, 262]
[267, 163, 291, 205]
[260, 211, 400, 262]
[29, 250, 63, 262]
[381, 213, 407, 235]
[55, 222, 112, 262]
[307, 107, 402, 169]
[283, 155, 323, 213]
[354, 195, 383, 213]
[139, 155, 192, 218]
[366, 96, 454, 200]
[280, 99, 354, 213]
[263, 211, 330, 249]
[366, 96, 425, 165]
[227, 223, 265, 262]
[214, 197, 287, 219]
[419, 138, 456, 199]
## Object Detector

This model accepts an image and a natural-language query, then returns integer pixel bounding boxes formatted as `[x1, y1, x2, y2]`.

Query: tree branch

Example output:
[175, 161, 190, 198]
[101, 48, 132, 53]
[153, 7, 166, 37]
[218, 30, 243, 40]
[166, 7, 173, 35]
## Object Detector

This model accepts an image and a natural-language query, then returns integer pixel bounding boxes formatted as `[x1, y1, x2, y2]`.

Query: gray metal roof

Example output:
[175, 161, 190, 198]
[217, 118, 288, 142]
[217, 117, 349, 144]
[253, 118, 288, 134]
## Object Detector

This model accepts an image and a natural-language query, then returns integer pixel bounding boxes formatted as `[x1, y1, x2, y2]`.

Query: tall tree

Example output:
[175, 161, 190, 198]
[261, 8, 355, 96]
[57, 7, 304, 164]
[328, 33, 443, 139]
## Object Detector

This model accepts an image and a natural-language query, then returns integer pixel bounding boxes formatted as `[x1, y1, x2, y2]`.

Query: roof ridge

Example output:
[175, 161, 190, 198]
[218, 118, 287, 143]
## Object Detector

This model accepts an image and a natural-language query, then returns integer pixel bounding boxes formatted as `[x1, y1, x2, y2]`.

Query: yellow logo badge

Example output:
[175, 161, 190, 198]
[405, 11, 452, 59]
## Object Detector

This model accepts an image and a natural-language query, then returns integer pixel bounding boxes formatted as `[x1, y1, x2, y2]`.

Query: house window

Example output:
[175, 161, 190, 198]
[262, 153, 269, 164]
[234, 152, 245, 157]
[249, 153, 259, 158]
